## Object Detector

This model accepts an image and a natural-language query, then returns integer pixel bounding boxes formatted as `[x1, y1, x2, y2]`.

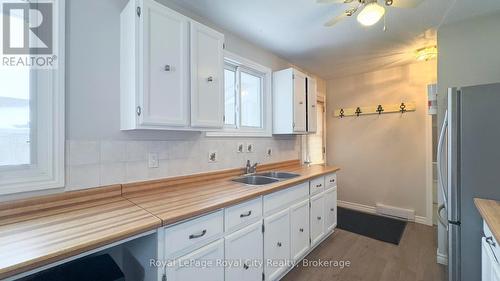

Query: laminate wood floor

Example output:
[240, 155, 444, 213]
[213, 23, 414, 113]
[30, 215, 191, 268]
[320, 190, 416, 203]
[282, 223, 446, 281]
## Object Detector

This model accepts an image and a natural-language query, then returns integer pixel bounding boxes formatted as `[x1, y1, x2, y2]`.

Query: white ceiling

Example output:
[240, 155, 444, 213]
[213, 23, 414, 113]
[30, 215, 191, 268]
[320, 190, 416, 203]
[171, 0, 500, 79]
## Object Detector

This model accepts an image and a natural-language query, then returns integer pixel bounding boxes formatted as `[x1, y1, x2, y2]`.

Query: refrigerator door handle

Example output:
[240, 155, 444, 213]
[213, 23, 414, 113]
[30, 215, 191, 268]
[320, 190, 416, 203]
[437, 110, 449, 209]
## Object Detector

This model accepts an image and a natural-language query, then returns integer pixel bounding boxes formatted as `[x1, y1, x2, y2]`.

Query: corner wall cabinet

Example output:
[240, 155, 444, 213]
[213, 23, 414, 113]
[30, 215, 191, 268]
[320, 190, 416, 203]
[120, 0, 224, 131]
[273, 68, 318, 134]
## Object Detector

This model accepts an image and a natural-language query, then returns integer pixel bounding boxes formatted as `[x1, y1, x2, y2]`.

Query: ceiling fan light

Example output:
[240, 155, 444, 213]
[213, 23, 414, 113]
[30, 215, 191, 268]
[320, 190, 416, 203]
[357, 2, 386, 26]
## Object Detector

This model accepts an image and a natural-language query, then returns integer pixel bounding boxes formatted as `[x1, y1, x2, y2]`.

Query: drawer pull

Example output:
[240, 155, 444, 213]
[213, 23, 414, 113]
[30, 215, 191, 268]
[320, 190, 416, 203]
[330, 208, 335, 212]
[240, 211, 252, 218]
[277, 242, 282, 247]
[317, 216, 322, 220]
[330, 179, 335, 183]
[207, 76, 214, 82]
[299, 228, 304, 233]
[243, 263, 249, 270]
[486, 236, 497, 247]
[316, 184, 322, 188]
[189, 229, 207, 239]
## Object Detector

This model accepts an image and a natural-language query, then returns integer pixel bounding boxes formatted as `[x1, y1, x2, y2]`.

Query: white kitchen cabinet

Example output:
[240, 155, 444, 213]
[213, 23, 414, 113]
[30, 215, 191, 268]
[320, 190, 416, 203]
[324, 187, 337, 232]
[310, 192, 325, 246]
[273, 68, 307, 134]
[290, 199, 310, 263]
[120, 0, 224, 131]
[264, 208, 291, 281]
[307, 77, 317, 133]
[165, 239, 224, 281]
[225, 221, 263, 281]
[190, 21, 225, 128]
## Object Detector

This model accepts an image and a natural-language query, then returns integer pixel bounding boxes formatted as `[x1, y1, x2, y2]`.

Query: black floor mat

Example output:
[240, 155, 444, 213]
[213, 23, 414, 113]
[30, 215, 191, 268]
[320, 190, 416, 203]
[337, 207, 407, 245]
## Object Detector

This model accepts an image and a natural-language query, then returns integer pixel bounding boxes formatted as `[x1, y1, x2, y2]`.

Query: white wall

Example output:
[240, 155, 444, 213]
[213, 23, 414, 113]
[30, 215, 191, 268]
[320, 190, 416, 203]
[326, 61, 436, 220]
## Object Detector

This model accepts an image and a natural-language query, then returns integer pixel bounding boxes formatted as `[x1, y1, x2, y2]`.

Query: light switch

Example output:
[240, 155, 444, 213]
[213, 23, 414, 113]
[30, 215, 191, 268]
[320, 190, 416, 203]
[148, 152, 159, 168]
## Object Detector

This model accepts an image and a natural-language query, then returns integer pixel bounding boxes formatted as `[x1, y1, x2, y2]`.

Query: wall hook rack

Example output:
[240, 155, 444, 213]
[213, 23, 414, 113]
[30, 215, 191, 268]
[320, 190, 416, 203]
[334, 102, 416, 118]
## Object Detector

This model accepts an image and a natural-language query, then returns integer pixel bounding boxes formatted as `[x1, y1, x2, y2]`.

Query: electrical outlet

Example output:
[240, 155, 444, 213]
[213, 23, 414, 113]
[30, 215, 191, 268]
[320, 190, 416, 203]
[208, 151, 218, 163]
[246, 143, 254, 153]
[148, 152, 159, 168]
[237, 143, 244, 153]
[266, 148, 273, 157]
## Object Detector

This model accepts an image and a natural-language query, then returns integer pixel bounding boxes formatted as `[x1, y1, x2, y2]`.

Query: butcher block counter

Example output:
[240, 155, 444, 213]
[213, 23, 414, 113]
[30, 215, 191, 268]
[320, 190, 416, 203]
[475, 198, 500, 243]
[0, 160, 339, 279]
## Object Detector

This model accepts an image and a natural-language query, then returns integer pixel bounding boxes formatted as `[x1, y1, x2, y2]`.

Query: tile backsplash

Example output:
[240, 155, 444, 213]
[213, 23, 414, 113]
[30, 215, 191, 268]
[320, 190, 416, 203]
[66, 137, 299, 190]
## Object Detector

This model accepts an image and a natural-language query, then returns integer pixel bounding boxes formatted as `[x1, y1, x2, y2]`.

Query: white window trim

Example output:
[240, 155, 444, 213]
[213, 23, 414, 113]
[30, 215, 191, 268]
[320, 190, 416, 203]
[0, 1, 65, 195]
[206, 50, 272, 138]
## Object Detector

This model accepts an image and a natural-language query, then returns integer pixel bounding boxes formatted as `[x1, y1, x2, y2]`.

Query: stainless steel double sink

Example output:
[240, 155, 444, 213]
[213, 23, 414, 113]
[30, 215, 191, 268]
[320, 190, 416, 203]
[232, 172, 300, 186]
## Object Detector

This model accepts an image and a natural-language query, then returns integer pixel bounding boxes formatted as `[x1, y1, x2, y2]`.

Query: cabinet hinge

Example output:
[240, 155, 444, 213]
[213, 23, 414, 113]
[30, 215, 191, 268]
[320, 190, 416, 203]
[292, 122, 295, 128]
[292, 74, 295, 79]
[323, 147, 326, 154]
[262, 272, 265, 281]
[136, 106, 142, 116]
[309, 237, 312, 244]
[162, 273, 167, 281]
[223, 43, 226, 49]
[136, 6, 141, 17]
[309, 202, 311, 208]
[223, 115, 226, 122]
[262, 223, 265, 233]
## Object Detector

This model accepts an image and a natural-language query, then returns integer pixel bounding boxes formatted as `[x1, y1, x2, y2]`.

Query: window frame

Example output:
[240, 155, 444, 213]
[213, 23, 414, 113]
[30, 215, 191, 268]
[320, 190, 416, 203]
[207, 51, 272, 137]
[0, 1, 65, 195]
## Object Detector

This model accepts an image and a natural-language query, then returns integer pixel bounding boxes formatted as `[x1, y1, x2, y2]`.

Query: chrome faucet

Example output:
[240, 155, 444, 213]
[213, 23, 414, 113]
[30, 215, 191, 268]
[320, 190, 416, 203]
[245, 160, 258, 174]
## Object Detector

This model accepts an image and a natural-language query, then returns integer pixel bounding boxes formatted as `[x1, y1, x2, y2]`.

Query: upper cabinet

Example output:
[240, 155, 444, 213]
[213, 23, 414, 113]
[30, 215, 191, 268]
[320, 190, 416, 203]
[120, 0, 224, 131]
[273, 68, 317, 135]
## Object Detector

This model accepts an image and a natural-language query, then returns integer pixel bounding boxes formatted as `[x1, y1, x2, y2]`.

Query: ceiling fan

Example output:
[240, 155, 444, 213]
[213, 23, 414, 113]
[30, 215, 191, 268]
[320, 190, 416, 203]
[319, 0, 423, 28]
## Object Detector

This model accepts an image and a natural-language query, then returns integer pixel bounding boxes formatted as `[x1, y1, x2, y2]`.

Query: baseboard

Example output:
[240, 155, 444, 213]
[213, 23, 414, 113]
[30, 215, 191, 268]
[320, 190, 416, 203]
[437, 249, 448, 265]
[338, 200, 431, 226]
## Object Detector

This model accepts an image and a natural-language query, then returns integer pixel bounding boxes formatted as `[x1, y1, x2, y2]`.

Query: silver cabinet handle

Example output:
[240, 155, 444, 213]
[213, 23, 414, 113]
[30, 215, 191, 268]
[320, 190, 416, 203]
[189, 229, 207, 239]
[243, 263, 249, 270]
[299, 101, 304, 105]
[277, 242, 282, 247]
[299, 228, 304, 232]
[207, 76, 214, 82]
[164, 65, 171, 71]
[317, 216, 322, 220]
[486, 236, 497, 247]
[240, 211, 252, 218]
[316, 184, 322, 188]
[330, 208, 335, 212]
[330, 179, 335, 183]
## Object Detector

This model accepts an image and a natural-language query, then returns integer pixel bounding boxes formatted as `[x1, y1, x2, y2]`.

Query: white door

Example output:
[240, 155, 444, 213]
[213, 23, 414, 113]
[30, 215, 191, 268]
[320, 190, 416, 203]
[293, 71, 307, 133]
[324, 187, 337, 232]
[166, 239, 224, 281]
[290, 200, 310, 262]
[190, 21, 225, 128]
[310, 193, 325, 246]
[225, 221, 263, 281]
[307, 77, 317, 133]
[140, 0, 189, 127]
[264, 208, 290, 281]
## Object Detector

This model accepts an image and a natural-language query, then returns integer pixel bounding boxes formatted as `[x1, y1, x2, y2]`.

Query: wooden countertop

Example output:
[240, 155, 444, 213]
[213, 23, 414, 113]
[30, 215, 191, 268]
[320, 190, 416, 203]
[123, 161, 340, 225]
[475, 198, 500, 242]
[0, 185, 162, 280]
[0, 160, 339, 279]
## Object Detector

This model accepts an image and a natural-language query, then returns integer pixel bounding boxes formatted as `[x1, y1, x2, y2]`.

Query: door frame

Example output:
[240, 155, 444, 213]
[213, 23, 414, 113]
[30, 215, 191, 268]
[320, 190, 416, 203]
[425, 114, 434, 226]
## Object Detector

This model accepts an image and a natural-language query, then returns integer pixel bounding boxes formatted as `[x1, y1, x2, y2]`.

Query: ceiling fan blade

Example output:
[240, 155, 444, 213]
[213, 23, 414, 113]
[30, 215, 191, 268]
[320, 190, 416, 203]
[317, 0, 354, 4]
[324, 12, 349, 27]
[388, 0, 423, 8]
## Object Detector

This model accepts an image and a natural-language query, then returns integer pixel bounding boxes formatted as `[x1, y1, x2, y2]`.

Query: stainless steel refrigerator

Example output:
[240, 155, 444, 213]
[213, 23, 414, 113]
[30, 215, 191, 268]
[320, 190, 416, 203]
[437, 83, 500, 281]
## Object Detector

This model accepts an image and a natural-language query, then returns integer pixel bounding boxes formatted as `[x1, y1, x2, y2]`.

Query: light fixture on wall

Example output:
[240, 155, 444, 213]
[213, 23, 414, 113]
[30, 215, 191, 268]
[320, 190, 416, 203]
[415, 46, 438, 61]
[356, 1, 386, 26]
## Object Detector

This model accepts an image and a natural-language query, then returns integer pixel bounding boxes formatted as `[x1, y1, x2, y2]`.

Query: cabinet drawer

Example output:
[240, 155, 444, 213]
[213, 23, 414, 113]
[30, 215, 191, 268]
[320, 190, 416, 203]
[165, 210, 223, 257]
[325, 173, 337, 189]
[309, 177, 325, 195]
[263, 183, 309, 215]
[484, 222, 500, 261]
[225, 197, 263, 232]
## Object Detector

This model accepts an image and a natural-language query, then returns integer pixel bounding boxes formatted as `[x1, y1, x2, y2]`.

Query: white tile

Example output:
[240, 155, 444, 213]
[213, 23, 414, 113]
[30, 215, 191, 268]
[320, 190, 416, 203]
[68, 140, 100, 165]
[66, 164, 100, 190]
[100, 141, 127, 163]
[125, 160, 149, 183]
[148, 159, 170, 180]
[168, 141, 188, 159]
[148, 141, 169, 160]
[100, 162, 126, 186]
[126, 141, 148, 162]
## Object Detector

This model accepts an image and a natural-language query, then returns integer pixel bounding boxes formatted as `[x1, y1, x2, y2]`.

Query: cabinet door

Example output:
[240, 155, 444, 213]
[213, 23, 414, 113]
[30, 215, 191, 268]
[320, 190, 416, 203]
[166, 239, 224, 281]
[324, 187, 337, 232]
[225, 221, 263, 281]
[264, 209, 291, 281]
[140, 0, 189, 127]
[310, 193, 325, 246]
[307, 77, 317, 133]
[290, 200, 310, 262]
[293, 71, 307, 133]
[190, 21, 224, 128]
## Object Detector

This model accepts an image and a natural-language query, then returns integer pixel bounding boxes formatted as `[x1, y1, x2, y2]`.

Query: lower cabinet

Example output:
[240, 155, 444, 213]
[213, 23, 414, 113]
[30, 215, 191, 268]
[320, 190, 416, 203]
[324, 187, 337, 232]
[290, 199, 310, 262]
[165, 239, 224, 281]
[225, 221, 263, 281]
[310, 192, 325, 246]
[264, 208, 291, 281]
